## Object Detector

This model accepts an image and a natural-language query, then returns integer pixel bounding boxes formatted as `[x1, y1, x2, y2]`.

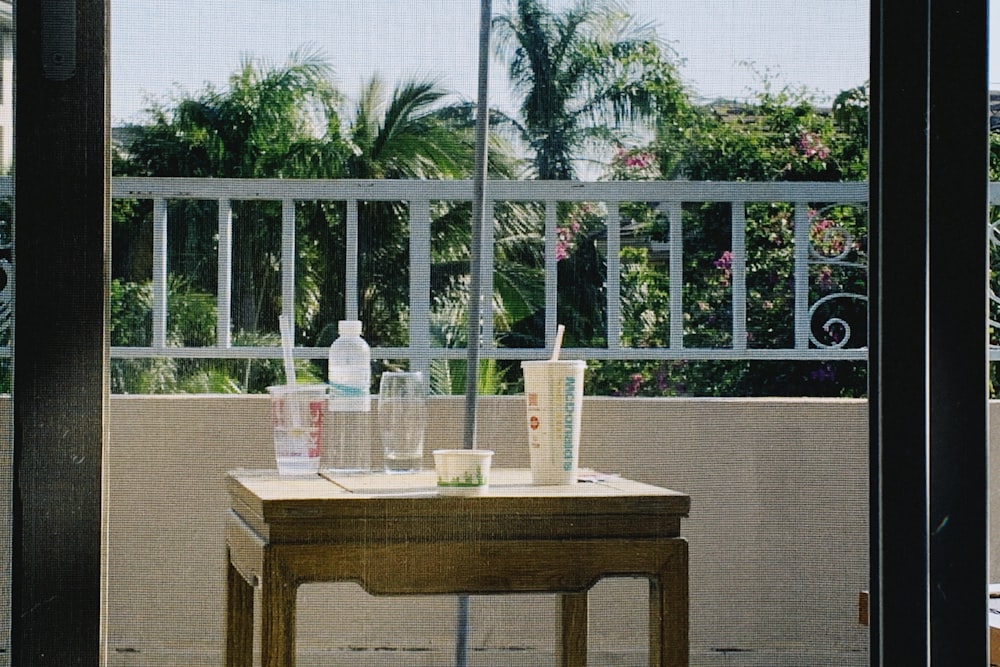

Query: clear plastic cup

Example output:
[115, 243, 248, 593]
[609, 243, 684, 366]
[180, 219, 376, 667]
[266, 384, 327, 476]
[521, 360, 585, 484]
[378, 371, 427, 473]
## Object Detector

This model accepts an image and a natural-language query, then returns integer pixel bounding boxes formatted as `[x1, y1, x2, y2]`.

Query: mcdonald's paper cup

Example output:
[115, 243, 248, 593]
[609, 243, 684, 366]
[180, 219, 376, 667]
[521, 360, 585, 485]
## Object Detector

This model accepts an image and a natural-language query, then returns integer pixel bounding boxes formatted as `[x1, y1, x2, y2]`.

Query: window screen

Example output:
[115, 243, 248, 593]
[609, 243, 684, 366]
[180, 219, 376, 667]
[107, 2, 870, 664]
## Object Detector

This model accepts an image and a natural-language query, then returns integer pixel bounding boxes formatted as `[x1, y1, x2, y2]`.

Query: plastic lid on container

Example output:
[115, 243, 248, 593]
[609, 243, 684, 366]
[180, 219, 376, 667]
[338, 320, 363, 336]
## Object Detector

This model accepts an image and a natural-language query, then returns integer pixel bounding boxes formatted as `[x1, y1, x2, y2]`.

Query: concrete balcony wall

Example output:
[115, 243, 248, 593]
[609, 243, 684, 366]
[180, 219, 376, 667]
[101, 395, 874, 666]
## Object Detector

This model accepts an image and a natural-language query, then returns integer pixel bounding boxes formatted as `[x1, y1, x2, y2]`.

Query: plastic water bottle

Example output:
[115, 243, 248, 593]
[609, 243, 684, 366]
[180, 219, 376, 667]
[327, 320, 371, 472]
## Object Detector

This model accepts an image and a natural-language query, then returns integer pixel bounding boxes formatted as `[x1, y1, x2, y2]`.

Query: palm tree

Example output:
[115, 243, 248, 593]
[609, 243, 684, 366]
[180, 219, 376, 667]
[493, 0, 687, 180]
[343, 76, 550, 391]
[117, 54, 542, 392]
[126, 45, 344, 179]
[347, 77, 475, 180]
[120, 46, 352, 340]
[339, 77, 480, 350]
[493, 0, 692, 351]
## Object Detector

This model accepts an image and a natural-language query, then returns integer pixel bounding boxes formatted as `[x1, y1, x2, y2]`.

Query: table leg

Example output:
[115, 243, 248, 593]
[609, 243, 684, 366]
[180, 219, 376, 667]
[558, 592, 588, 666]
[649, 541, 689, 667]
[260, 569, 298, 667]
[225, 548, 254, 667]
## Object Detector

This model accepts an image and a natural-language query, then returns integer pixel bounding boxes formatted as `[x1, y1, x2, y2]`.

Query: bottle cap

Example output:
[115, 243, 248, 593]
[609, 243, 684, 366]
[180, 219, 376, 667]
[338, 320, 363, 336]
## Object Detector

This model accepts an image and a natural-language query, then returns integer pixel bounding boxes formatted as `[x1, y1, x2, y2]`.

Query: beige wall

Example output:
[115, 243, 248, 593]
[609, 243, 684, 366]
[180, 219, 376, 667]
[102, 395, 871, 666]
[0, 394, 992, 663]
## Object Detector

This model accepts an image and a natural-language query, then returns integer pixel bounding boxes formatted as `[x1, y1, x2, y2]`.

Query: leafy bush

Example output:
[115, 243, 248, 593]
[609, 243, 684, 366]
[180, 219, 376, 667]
[111, 276, 324, 393]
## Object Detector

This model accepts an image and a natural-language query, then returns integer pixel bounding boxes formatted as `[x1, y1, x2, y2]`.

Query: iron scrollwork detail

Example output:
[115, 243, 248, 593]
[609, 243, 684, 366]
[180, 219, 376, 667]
[807, 203, 868, 350]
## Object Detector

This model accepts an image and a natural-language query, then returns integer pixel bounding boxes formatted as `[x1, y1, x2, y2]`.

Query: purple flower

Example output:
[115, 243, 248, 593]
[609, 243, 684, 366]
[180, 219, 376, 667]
[713, 250, 732, 270]
[823, 321, 845, 344]
[555, 223, 578, 261]
[714, 251, 733, 286]
[810, 364, 836, 382]
[624, 152, 655, 169]
[618, 372, 643, 397]
[615, 148, 657, 173]
[818, 266, 835, 292]
[655, 368, 668, 391]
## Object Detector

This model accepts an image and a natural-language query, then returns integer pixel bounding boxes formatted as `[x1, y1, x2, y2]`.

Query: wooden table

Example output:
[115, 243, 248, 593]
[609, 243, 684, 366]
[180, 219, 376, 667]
[225, 469, 690, 666]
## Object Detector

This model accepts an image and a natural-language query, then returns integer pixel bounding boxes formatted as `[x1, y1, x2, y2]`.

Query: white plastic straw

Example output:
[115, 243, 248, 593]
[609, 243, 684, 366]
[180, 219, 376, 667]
[279, 314, 296, 385]
[550, 324, 565, 361]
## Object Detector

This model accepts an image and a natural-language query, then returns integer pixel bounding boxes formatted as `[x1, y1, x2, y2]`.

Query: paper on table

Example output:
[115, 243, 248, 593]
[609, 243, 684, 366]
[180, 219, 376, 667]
[322, 468, 614, 494]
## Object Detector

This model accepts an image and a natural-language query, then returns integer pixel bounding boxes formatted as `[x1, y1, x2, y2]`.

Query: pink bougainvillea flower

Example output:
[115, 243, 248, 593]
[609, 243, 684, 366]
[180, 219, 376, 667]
[798, 132, 830, 160]
[713, 250, 733, 286]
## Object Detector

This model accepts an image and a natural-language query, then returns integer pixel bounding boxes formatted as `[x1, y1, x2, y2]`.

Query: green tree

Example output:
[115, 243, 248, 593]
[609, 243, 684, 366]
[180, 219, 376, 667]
[341, 78, 545, 392]
[342, 77, 478, 350]
[118, 46, 352, 340]
[115, 57, 530, 393]
[591, 82, 871, 397]
[114, 48, 353, 391]
[493, 0, 688, 180]
[491, 0, 692, 358]
[124, 45, 345, 179]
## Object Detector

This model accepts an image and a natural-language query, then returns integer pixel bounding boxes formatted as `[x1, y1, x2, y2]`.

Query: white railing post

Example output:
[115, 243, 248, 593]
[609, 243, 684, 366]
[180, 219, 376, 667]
[345, 198, 359, 322]
[409, 199, 432, 377]
[479, 200, 496, 355]
[151, 198, 168, 349]
[545, 200, 558, 347]
[731, 201, 747, 351]
[605, 201, 622, 354]
[667, 201, 684, 349]
[793, 201, 812, 351]
[281, 199, 296, 332]
[217, 199, 233, 349]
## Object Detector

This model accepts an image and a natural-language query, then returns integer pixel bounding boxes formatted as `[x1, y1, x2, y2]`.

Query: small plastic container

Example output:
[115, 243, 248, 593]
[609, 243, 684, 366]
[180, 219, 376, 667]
[432, 449, 494, 496]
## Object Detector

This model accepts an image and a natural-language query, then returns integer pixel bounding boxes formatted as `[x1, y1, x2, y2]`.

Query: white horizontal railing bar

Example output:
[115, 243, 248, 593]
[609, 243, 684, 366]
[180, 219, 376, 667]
[112, 177, 869, 203]
[10, 175, 859, 203]
[111, 345, 868, 361]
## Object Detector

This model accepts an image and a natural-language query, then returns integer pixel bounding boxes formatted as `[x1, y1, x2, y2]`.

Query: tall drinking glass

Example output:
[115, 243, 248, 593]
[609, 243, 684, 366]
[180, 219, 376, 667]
[378, 371, 428, 473]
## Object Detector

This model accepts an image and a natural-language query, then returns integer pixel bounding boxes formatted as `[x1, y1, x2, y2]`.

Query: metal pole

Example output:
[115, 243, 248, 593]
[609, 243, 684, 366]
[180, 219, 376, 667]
[463, 0, 492, 451]
[457, 2, 492, 666]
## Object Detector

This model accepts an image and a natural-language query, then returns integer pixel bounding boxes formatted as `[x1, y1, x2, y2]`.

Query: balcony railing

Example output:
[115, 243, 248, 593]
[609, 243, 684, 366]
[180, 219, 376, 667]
[106, 177, 873, 378]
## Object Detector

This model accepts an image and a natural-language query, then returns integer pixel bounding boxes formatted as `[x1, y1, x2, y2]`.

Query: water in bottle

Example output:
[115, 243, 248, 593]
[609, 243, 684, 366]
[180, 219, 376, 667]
[327, 320, 371, 473]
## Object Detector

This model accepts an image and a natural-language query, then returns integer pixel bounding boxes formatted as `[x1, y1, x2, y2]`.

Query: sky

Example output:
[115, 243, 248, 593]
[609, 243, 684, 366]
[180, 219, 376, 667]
[111, 0, 873, 128]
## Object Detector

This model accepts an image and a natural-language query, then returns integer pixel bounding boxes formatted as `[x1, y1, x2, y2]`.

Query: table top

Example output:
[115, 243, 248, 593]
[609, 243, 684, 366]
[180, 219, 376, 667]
[226, 468, 689, 543]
